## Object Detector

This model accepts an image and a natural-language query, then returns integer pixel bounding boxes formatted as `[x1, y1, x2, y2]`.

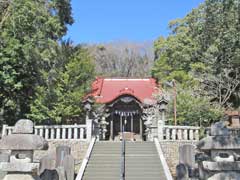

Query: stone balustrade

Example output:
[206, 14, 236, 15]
[2, 124, 90, 141]
[2, 122, 200, 141]
[223, 127, 240, 136]
[162, 125, 200, 141]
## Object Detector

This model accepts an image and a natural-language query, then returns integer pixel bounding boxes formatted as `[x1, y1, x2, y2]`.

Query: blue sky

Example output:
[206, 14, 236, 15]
[65, 0, 204, 44]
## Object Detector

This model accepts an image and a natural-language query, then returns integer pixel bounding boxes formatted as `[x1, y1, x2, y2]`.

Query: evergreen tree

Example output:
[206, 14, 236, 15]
[0, 0, 95, 125]
[28, 43, 95, 124]
[153, 0, 240, 125]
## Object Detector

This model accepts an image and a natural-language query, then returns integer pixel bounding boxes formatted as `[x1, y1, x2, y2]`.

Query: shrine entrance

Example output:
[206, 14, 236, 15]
[106, 95, 144, 141]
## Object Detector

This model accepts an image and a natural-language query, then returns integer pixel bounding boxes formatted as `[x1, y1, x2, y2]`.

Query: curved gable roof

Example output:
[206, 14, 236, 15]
[90, 77, 159, 104]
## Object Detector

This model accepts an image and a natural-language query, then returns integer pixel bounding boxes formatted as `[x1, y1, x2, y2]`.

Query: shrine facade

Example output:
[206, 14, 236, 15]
[88, 77, 160, 141]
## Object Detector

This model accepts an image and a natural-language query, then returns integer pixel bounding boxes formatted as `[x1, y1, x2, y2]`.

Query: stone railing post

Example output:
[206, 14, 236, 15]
[45, 128, 49, 139]
[50, 128, 55, 139]
[39, 128, 43, 137]
[56, 127, 61, 139]
[68, 127, 72, 139]
[172, 129, 176, 140]
[74, 125, 78, 139]
[2, 124, 7, 137]
[184, 129, 188, 140]
[166, 128, 170, 140]
[158, 120, 164, 140]
[195, 129, 199, 140]
[8, 128, 12, 135]
[177, 129, 182, 140]
[34, 128, 38, 135]
[189, 129, 194, 140]
[62, 127, 66, 139]
[80, 128, 84, 140]
[86, 119, 93, 142]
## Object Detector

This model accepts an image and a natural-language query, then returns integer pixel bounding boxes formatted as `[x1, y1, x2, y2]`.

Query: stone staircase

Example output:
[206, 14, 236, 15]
[82, 141, 167, 180]
[125, 142, 167, 180]
[82, 142, 121, 180]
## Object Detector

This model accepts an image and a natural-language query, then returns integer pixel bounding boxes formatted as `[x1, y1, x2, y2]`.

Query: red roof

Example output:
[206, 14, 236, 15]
[90, 77, 159, 104]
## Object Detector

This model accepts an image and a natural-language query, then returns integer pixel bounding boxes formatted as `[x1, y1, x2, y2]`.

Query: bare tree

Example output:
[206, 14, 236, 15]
[88, 41, 154, 77]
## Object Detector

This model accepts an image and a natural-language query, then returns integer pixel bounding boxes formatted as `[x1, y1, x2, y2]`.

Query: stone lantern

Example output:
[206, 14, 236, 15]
[158, 97, 168, 110]
[157, 96, 168, 124]
[99, 116, 109, 140]
[83, 98, 94, 121]
[157, 96, 168, 140]
[0, 119, 48, 180]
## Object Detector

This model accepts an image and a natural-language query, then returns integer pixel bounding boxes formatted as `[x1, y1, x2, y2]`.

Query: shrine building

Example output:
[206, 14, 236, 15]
[89, 77, 160, 141]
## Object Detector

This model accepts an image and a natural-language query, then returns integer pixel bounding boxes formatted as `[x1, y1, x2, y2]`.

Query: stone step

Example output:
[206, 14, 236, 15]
[91, 151, 156, 154]
[88, 161, 161, 165]
[95, 143, 155, 145]
[82, 141, 167, 180]
[86, 164, 162, 167]
[85, 167, 164, 172]
[94, 142, 154, 147]
[90, 154, 159, 158]
[83, 171, 164, 177]
[89, 156, 160, 159]
[88, 159, 161, 164]
[83, 178, 161, 180]
[93, 144, 156, 147]
[92, 148, 156, 152]
[94, 144, 155, 147]
[92, 148, 156, 150]
[83, 175, 163, 179]
[94, 144, 155, 148]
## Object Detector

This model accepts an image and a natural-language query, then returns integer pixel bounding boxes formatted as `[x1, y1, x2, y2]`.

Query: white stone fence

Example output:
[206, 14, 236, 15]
[1, 119, 93, 141]
[2, 120, 200, 142]
[161, 125, 200, 141]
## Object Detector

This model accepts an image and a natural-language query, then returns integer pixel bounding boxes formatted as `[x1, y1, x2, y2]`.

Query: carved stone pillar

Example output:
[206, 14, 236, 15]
[157, 96, 168, 141]
[100, 117, 108, 140]
[86, 119, 93, 141]
[158, 119, 164, 140]
[144, 116, 153, 141]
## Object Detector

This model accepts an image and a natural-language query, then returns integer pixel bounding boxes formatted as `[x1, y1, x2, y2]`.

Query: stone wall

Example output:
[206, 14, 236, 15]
[159, 140, 198, 177]
[34, 140, 89, 174]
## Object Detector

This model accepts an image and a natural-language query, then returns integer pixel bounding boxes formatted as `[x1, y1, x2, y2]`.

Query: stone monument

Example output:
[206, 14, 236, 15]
[196, 121, 240, 179]
[0, 119, 48, 180]
[177, 120, 240, 180]
[39, 145, 74, 180]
